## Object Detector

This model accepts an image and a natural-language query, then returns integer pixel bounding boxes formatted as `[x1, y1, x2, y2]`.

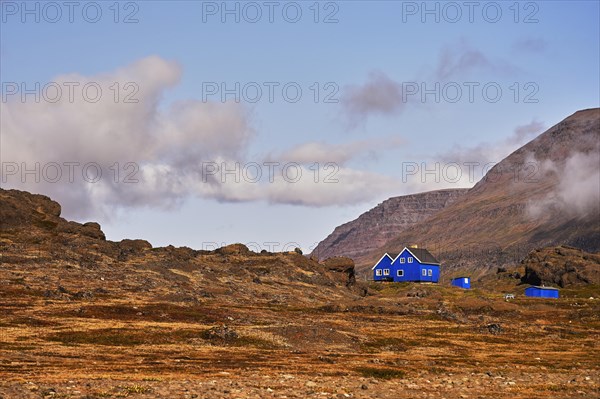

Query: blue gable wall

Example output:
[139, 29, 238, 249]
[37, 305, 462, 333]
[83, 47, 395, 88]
[372, 254, 394, 281]
[373, 248, 440, 283]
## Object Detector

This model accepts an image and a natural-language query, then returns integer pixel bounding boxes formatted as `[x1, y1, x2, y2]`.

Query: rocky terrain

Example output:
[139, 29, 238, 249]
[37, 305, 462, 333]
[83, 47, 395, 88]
[1, 187, 600, 398]
[311, 189, 467, 262]
[314, 109, 600, 277]
[520, 245, 600, 287]
[0, 188, 358, 307]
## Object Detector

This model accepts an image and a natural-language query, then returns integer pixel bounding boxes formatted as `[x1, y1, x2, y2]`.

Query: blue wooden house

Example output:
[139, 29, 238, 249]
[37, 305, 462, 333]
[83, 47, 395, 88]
[372, 247, 440, 283]
[371, 253, 398, 281]
[525, 286, 559, 298]
[451, 277, 471, 289]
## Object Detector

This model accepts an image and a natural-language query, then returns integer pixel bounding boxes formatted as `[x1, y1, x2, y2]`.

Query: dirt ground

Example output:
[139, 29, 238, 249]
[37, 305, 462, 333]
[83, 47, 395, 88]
[1, 283, 599, 399]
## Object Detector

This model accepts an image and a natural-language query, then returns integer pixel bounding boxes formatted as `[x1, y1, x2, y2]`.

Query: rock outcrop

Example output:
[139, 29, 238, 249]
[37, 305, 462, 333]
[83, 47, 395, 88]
[0, 188, 361, 305]
[520, 245, 600, 287]
[321, 256, 357, 287]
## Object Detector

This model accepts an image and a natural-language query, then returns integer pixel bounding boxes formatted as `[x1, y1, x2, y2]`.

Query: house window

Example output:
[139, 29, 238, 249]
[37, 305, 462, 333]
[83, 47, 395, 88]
[397, 270, 404, 277]
[422, 269, 427, 276]
[383, 269, 390, 276]
[464, 278, 469, 284]
[428, 269, 432, 277]
[408, 257, 413, 263]
[399, 258, 405, 264]
[376, 269, 382, 276]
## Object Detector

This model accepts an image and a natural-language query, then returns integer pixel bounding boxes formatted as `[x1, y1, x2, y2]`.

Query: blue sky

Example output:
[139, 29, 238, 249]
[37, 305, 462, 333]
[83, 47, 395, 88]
[1, 1, 599, 252]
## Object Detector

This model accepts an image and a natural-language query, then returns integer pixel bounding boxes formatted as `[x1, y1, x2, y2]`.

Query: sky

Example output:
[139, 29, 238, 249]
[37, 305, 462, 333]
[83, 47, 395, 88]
[1, 0, 599, 252]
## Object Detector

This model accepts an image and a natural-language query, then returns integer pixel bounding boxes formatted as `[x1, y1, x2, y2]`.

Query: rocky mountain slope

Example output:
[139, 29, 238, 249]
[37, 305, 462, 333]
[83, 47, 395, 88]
[377, 108, 600, 277]
[312, 109, 600, 277]
[311, 189, 468, 261]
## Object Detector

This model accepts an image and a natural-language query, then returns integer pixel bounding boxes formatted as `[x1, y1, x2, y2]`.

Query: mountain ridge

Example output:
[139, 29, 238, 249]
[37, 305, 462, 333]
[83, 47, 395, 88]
[312, 108, 600, 277]
[311, 188, 468, 261]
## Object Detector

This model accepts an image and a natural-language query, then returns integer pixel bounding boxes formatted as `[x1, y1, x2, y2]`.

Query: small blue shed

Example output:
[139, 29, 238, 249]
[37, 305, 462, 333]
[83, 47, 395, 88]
[451, 277, 471, 289]
[525, 286, 559, 298]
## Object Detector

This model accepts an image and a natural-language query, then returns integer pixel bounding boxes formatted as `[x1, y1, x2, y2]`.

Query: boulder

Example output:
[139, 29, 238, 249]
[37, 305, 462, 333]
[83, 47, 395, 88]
[119, 239, 152, 253]
[216, 243, 251, 255]
[82, 222, 106, 240]
[321, 257, 356, 287]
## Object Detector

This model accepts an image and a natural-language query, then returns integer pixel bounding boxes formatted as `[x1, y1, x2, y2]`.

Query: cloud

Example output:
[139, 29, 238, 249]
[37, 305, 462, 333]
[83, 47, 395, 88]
[435, 39, 519, 80]
[193, 165, 401, 207]
[510, 120, 546, 145]
[340, 40, 520, 125]
[437, 120, 546, 166]
[340, 72, 406, 126]
[1, 56, 253, 218]
[266, 136, 405, 166]
[1, 56, 403, 219]
[527, 150, 600, 219]
[512, 37, 547, 54]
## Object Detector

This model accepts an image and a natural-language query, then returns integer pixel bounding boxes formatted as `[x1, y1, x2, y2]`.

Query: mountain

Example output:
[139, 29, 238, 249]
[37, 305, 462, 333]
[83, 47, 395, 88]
[311, 189, 468, 261]
[313, 108, 600, 277]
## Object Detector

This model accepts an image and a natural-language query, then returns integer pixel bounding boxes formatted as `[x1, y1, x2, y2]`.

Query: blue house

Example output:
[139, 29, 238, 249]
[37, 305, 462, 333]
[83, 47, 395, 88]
[525, 286, 559, 298]
[372, 247, 440, 283]
[371, 253, 398, 281]
[451, 277, 471, 289]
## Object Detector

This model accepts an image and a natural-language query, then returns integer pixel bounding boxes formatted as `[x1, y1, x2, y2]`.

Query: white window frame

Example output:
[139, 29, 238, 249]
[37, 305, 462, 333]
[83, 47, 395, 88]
[399, 258, 405, 264]
[408, 257, 413, 263]
[397, 270, 404, 277]
[422, 269, 427, 276]
[376, 269, 382, 276]
[383, 269, 390, 276]
[428, 269, 432, 277]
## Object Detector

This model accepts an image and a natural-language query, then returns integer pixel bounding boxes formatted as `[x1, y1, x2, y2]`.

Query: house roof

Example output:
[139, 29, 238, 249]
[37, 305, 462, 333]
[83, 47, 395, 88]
[372, 248, 440, 270]
[405, 247, 440, 265]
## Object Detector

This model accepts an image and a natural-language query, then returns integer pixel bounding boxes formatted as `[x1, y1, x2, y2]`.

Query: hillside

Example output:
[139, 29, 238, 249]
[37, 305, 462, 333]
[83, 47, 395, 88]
[311, 189, 468, 261]
[0, 188, 358, 306]
[314, 108, 599, 276]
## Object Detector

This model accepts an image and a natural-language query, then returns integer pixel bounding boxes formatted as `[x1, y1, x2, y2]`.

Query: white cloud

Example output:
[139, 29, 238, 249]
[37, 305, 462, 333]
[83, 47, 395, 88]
[187, 164, 401, 207]
[1, 56, 254, 219]
[438, 120, 546, 166]
[267, 136, 405, 166]
[339, 40, 520, 125]
[527, 150, 600, 219]
[1, 56, 403, 219]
